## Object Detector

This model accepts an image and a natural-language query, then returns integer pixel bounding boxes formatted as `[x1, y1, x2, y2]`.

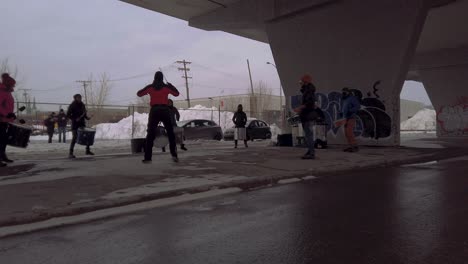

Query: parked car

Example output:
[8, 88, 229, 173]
[224, 119, 272, 141]
[177, 119, 223, 141]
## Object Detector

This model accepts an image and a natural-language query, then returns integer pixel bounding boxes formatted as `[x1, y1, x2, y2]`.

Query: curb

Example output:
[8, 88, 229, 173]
[0, 148, 466, 236]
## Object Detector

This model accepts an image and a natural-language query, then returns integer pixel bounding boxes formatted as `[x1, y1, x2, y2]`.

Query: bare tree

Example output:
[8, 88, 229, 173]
[253, 81, 274, 119]
[86, 73, 112, 124]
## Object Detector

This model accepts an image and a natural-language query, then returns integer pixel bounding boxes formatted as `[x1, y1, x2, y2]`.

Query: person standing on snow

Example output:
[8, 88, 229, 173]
[340, 87, 361, 152]
[44, 112, 57, 143]
[162, 99, 187, 152]
[138, 71, 180, 164]
[67, 94, 94, 158]
[0, 73, 17, 167]
[57, 109, 68, 143]
[294, 74, 317, 160]
[232, 104, 248, 149]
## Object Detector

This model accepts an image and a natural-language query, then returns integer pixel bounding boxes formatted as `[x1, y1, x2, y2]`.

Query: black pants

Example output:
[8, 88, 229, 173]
[0, 122, 8, 158]
[69, 128, 90, 154]
[145, 106, 176, 161]
[47, 129, 54, 143]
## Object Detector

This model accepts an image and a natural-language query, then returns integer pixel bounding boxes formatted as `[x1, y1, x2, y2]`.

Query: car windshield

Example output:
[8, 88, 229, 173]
[177, 120, 190, 127]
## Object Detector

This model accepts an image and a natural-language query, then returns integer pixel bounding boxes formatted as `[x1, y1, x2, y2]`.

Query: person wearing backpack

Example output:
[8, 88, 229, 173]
[340, 87, 361, 152]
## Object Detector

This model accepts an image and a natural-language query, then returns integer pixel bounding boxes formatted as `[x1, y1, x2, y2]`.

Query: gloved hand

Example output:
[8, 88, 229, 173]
[6, 113, 17, 120]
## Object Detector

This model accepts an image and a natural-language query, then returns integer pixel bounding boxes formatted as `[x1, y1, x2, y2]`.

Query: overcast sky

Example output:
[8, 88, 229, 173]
[2, 0, 431, 106]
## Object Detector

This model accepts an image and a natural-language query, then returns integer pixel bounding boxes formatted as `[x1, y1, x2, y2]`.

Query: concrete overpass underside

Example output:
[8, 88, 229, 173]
[120, 0, 468, 145]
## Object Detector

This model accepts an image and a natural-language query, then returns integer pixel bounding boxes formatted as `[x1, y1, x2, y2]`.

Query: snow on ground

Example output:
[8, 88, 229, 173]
[94, 105, 235, 140]
[401, 108, 436, 130]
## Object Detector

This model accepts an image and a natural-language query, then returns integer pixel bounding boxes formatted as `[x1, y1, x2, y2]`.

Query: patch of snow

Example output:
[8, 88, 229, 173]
[270, 124, 282, 143]
[401, 109, 436, 130]
[93, 105, 234, 140]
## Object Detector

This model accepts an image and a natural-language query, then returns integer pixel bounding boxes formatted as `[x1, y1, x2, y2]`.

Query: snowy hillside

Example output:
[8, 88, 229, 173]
[400, 108, 436, 130]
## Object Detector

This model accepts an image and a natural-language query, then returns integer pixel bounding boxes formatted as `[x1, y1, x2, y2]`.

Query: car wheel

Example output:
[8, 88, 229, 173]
[214, 133, 222, 141]
[265, 132, 272, 139]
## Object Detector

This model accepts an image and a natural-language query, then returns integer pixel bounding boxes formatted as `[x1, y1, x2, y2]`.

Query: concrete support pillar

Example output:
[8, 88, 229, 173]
[266, 0, 429, 145]
[417, 63, 468, 137]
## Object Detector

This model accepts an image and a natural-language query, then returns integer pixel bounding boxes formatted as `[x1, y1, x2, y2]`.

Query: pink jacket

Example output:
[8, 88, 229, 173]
[0, 84, 15, 123]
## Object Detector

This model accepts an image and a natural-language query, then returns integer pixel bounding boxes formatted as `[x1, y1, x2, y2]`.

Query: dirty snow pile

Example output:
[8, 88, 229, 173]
[400, 108, 436, 130]
[269, 124, 282, 143]
[94, 105, 235, 140]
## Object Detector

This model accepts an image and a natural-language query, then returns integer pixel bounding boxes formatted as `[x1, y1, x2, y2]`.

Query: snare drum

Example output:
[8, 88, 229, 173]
[77, 128, 96, 146]
[174, 126, 184, 144]
[154, 126, 169, 148]
[234, 127, 247, 141]
[7, 123, 33, 148]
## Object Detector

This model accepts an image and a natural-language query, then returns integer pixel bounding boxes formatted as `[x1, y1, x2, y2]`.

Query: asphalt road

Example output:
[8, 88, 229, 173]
[1, 157, 468, 264]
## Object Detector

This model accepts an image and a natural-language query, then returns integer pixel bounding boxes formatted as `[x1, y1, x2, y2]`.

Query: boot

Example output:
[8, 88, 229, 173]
[343, 147, 353, 152]
[86, 149, 95, 156]
[349, 146, 359, 153]
[142, 159, 152, 164]
[181, 145, 188, 151]
[172, 156, 179, 163]
[234, 140, 238, 149]
[244, 141, 248, 148]
[69, 152, 76, 159]
[301, 151, 315, 160]
[2, 154, 14, 163]
[162, 147, 166, 153]
[0, 161, 6, 167]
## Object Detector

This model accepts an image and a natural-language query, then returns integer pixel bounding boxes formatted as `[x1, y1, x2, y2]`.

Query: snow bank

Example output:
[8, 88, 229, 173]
[270, 124, 282, 143]
[401, 108, 436, 130]
[94, 105, 235, 140]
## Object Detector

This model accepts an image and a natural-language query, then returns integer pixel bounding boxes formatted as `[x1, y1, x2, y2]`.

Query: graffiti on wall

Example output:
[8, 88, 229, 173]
[437, 96, 468, 136]
[292, 81, 392, 140]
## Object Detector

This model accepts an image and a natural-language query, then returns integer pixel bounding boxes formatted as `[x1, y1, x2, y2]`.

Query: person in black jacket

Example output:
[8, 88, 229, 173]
[57, 109, 68, 143]
[294, 74, 317, 160]
[44, 112, 56, 143]
[232, 104, 248, 148]
[67, 94, 93, 158]
[162, 99, 187, 152]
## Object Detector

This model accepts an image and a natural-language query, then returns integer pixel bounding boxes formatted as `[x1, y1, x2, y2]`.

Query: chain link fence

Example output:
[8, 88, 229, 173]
[14, 101, 285, 139]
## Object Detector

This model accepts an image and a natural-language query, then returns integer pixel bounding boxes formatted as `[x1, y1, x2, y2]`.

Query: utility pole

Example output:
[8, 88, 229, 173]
[17, 89, 32, 104]
[76, 80, 92, 105]
[176, 60, 192, 108]
[247, 59, 256, 117]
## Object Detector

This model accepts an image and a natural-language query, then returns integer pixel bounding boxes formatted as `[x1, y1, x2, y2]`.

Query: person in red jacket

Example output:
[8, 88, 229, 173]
[137, 71, 180, 164]
[0, 73, 17, 167]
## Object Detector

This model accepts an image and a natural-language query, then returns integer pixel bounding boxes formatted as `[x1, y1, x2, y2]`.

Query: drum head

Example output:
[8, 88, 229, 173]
[154, 135, 169, 148]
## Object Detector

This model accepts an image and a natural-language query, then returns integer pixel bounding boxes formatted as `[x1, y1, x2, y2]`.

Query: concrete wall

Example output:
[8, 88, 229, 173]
[266, 0, 429, 145]
[412, 46, 468, 137]
[419, 66, 468, 136]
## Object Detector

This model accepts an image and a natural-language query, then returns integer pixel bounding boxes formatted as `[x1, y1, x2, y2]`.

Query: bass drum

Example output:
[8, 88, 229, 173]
[7, 123, 33, 148]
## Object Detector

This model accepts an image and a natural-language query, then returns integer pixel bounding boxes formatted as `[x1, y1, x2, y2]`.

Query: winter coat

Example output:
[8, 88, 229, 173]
[0, 84, 15, 123]
[67, 101, 89, 130]
[57, 112, 68, 127]
[169, 106, 180, 127]
[44, 117, 56, 132]
[341, 95, 361, 119]
[137, 83, 180, 106]
[232, 111, 248, 128]
[299, 83, 317, 122]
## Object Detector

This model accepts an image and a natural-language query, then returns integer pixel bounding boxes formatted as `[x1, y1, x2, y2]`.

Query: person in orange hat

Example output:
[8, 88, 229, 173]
[294, 74, 317, 160]
[0, 73, 17, 166]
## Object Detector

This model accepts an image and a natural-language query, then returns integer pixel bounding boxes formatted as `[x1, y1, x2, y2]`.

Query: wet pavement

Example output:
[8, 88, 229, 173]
[1, 157, 468, 264]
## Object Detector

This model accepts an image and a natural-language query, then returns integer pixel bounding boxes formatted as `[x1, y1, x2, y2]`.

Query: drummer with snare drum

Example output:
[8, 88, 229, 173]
[67, 94, 94, 159]
[0, 73, 17, 167]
